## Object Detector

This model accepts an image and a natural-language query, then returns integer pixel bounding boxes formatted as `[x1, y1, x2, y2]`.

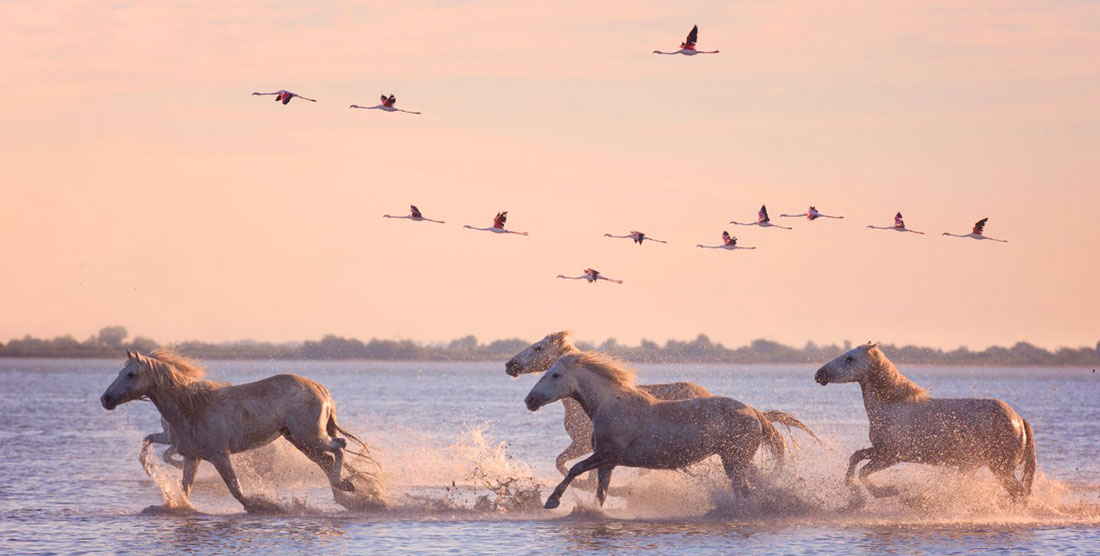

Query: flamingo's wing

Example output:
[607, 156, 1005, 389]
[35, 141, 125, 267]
[585, 268, 599, 277]
[973, 218, 988, 235]
[281, 93, 293, 105]
[410, 205, 422, 218]
[387, 94, 396, 107]
[684, 25, 698, 48]
[494, 211, 507, 228]
[759, 205, 770, 222]
[894, 213, 904, 227]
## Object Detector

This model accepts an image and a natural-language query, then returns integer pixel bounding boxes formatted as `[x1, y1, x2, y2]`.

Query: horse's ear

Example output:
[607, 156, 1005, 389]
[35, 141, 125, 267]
[126, 349, 134, 359]
[868, 341, 880, 349]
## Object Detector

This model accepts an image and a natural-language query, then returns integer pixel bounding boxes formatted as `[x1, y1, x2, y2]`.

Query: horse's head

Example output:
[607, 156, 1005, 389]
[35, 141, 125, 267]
[505, 331, 574, 377]
[100, 350, 153, 410]
[815, 342, 880, 386]
[524, 353, 581, 411]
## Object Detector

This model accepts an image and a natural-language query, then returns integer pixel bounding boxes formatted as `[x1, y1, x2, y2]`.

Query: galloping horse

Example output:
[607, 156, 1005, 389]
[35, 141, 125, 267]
[507, 332, 712, 482]
[815, 343, 1037, 503]
[101, 348, 377, 513]
[526, 352, 817, 509]
[506, 331, 816, 486]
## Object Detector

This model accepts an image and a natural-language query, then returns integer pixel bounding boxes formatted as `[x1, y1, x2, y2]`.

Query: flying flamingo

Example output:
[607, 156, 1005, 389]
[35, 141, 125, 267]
[780, 206, 844, 221]
[697, 231, 756, 250]
[653, 25, 719, 55]
[557, 268, 623, 285]
[730, 205, 792, 230]
[603, 231, 667, 245]
[868, 212, 924, 234]
[383, 205, 444, 224]
[942, 218, 1007, 242]
[252, 90, 316, 105]
[349, 94, 422, 114]
[463, 211, 528, 236]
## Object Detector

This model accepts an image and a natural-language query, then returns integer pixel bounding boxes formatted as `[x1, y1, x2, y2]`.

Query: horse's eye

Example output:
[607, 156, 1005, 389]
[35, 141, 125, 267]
[845, 357, 853, 362]
[534, 346, 542, 352]
[127, 371, 136, 378]
[551, 373, 561, 378]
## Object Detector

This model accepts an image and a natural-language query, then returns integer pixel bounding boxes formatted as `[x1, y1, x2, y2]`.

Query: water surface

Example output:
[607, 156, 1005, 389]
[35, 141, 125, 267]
[1, 359, 1097, 555]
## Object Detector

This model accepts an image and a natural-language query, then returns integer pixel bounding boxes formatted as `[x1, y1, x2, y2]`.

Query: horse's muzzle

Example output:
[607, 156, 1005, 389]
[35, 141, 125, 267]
[814, 368, 830, 386]
[525, 395, 542, 412]
[505, 360, 521, 377]
[100, 394, 117, 410]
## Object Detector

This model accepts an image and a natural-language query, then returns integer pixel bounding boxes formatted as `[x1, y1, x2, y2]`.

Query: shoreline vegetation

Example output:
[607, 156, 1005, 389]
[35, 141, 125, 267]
[0, 327, 1097, 366]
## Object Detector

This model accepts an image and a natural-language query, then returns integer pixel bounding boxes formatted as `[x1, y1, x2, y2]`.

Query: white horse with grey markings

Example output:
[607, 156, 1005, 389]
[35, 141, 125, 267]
[101, 348, 382, 513]
[526, 352, 816, 509]
[507, 331, 817, 489]
[814, 343, 1037, 504]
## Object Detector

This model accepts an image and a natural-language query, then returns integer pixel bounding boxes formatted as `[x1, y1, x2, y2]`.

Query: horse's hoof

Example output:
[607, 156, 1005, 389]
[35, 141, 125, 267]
[338, 479, 356, 492]
[544, 497, 561, 510]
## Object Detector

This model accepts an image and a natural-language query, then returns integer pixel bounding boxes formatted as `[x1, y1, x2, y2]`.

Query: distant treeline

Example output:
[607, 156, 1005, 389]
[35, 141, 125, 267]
[1, 326, 1098, 366]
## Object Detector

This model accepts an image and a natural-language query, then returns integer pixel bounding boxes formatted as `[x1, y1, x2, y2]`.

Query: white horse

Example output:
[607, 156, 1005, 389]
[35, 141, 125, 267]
[506, 332, 710, 485]
[815, 343, 1037, 503]
[526, 353, 813, 509]
[101, 348, 381, 513]
[505, 331, 816, 489]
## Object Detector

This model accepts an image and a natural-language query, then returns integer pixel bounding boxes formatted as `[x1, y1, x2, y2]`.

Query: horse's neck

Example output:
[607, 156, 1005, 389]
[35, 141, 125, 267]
[858, 360, 925, 415]
[569, 371, 648, 418]
[146, 384, 201, 433]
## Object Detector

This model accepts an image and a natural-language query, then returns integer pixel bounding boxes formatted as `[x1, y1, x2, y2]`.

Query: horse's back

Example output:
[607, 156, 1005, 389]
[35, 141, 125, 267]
[647, 395, 759, 433]
[639, 381, 712, 400]
[216, 373, 333, 410]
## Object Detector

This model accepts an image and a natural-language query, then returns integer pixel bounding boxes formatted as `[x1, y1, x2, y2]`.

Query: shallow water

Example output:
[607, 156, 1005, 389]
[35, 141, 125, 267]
[1, 359, 1097, 555]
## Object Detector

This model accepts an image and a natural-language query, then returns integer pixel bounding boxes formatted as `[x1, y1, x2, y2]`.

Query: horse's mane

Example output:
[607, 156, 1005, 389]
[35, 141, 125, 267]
[572, 352, 648, 395]
[143, 347, 221, 414]
[551, 330, 576, 349]
[867, 349, 929, 403]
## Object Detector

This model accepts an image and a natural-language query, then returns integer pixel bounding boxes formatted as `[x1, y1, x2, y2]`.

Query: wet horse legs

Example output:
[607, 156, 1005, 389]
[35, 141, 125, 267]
[545, 449, 620, 509]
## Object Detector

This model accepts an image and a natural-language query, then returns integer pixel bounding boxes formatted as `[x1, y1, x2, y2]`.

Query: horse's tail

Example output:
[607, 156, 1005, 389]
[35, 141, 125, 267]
[1021, 418, 1037, 497]
[762, 410, 822, 450]
[751, 408, 787, 471]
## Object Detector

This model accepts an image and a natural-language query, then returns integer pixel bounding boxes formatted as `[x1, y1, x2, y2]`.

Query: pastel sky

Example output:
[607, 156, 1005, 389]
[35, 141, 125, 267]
[2, 0, 1098, 350]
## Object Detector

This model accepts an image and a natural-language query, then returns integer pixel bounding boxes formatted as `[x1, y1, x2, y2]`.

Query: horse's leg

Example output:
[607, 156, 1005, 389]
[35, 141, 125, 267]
[719, 454, 754, 497]
[283, 431, 353, 492]
[991, 462, 1026, 502]
[858, 455, 901, 498]
[555, 440, 591, 477]
[544, 449, 620, 510]
[209, 454, 277, 513]
[595, 465, 616, 507]
[844, 447, 873, 485]
[561, 399, 599, 489]
[180, 456, 200, 505]
[163, 445, 184, 470]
